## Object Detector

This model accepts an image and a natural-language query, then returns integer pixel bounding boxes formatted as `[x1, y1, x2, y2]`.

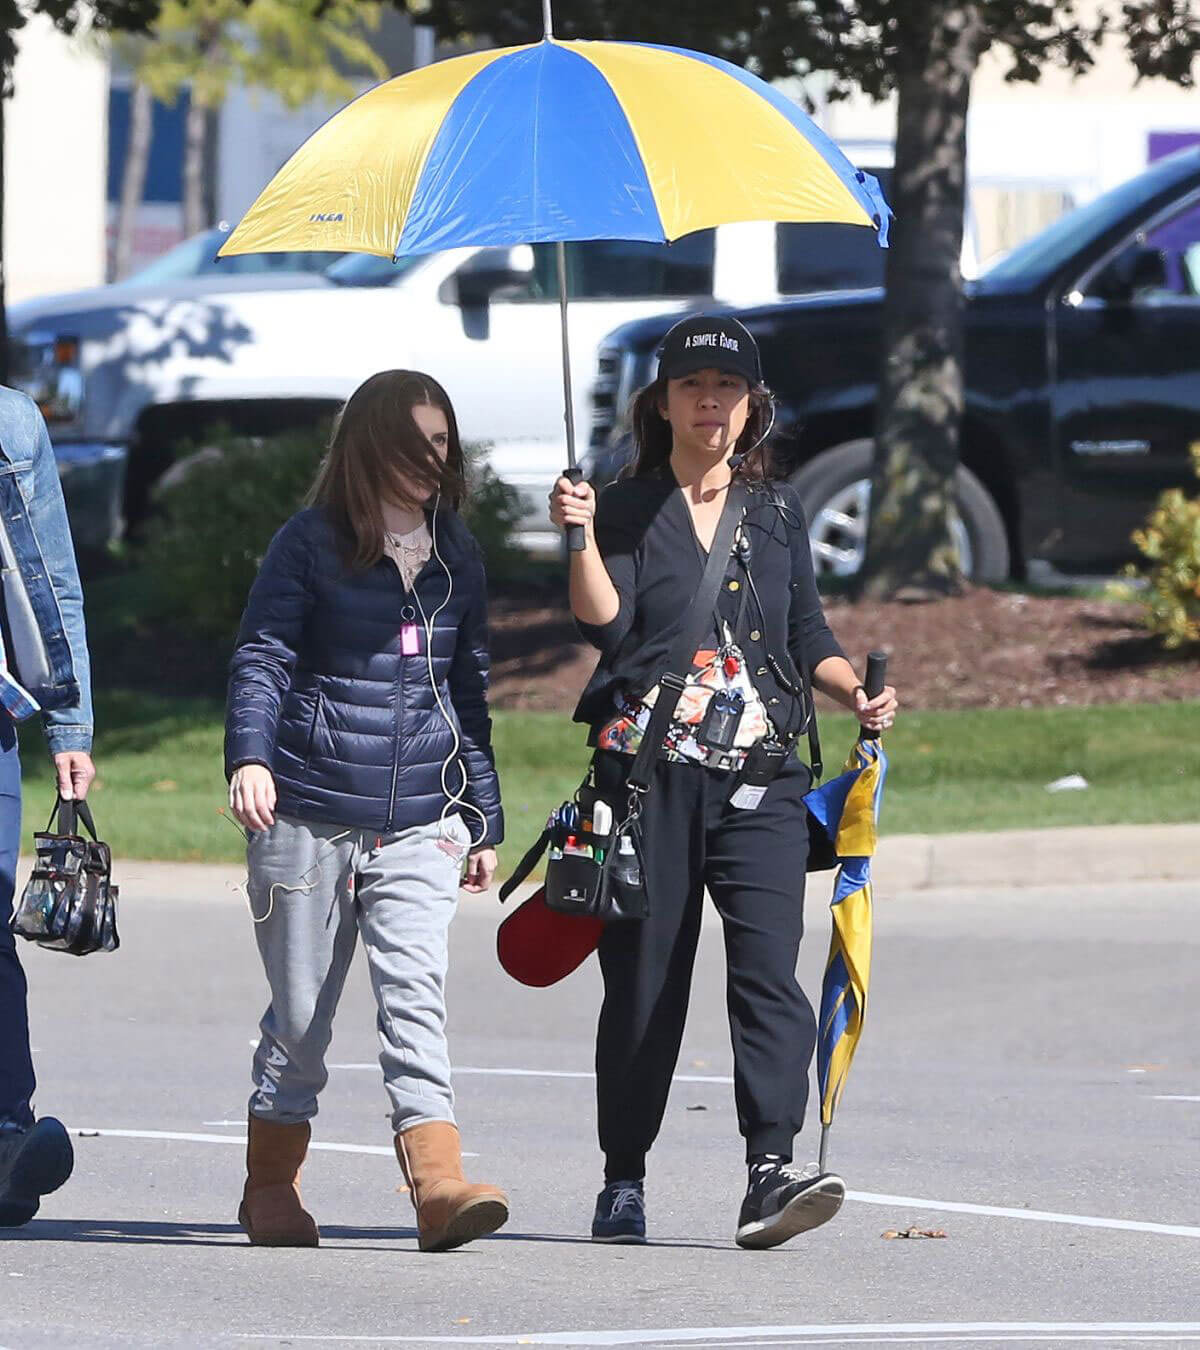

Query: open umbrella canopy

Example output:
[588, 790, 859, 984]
[219, 37, 890, 261]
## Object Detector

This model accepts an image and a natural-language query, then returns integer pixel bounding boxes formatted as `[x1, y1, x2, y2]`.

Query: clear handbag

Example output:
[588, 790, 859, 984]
[10, 796, 119, 956]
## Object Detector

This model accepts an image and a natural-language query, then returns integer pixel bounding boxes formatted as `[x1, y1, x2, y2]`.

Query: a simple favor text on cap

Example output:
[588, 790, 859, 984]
[684, 332, 740, 352]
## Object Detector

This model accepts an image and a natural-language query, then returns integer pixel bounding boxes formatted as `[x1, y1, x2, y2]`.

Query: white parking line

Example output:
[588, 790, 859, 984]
[68, 1127, 476, 1159]
[64, 1136, 1198, 1240]
[232, 1322, 1200, 1346]
[842, 1190, 1200, 1239]
[645, 1338, 1200, 1347]
[1153, 1095, 1200, 1102]
[331, 1063, 735, 1084]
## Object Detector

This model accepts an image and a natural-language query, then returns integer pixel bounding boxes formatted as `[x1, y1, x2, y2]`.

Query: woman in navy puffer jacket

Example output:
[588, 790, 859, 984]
[225, 370, 507, 1254]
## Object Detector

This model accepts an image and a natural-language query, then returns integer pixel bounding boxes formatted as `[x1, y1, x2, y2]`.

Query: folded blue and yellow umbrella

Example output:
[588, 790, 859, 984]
[220, 38, 891, 260]
[804, 734, 888, 1161]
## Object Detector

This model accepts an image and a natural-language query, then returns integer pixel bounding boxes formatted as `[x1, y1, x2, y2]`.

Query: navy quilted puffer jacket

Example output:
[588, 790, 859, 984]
[225, 506, 503, 845]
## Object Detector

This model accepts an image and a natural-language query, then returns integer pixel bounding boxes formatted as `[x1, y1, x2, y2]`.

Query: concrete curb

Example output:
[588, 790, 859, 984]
[872, 822, 1200, 892]
[25, 822, 1196, 907]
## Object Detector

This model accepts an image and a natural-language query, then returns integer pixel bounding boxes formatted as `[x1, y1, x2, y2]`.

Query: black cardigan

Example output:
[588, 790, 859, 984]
[573, 475, 846, 741]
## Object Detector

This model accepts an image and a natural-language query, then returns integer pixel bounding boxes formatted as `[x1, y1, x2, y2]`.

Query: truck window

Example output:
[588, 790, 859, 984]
[1084, 189, 1200, 303]
[1141, 193, 1200, 298]
[776, 222, 887, 293]
[491, 235, 715, 302]
[776, 165, 893, 294]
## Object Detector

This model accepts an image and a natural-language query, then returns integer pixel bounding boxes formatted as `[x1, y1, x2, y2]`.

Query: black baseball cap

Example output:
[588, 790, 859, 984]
[656, 315, 762, 385]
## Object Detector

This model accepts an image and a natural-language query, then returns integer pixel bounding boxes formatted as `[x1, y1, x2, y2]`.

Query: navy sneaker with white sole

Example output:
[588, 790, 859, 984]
[591, 1179, 646, 1244]
[734, 1161, 845, 1250]
[0, 1117, 75, 1227]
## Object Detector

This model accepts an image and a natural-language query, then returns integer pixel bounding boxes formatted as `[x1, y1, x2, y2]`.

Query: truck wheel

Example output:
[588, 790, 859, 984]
[788, 439, 1010, 582]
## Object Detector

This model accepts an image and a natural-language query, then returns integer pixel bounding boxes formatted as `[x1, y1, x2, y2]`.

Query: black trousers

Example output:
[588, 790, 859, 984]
[594, 750, 815, 1180]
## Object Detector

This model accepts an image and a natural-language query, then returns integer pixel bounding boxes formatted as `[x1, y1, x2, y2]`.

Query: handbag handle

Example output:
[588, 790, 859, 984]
[47, 794, 98, 840]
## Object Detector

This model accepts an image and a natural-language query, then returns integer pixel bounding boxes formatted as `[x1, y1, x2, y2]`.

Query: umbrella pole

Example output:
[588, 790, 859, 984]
[544, 0, 585, 552]
[818, 1123, 831, 1173]
[556, 239, 587, 552]
[555, 240, 577, 472]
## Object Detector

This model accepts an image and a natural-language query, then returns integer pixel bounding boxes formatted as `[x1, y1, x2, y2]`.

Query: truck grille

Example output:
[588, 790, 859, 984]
[590, 347, 624, 451]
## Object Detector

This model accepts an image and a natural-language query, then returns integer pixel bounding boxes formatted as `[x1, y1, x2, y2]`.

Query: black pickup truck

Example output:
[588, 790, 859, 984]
[584, 146, 1200, 582]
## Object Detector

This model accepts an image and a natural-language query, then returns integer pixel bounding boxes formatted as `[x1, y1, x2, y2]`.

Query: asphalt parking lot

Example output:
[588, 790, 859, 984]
[1, 870, 1197, 1349]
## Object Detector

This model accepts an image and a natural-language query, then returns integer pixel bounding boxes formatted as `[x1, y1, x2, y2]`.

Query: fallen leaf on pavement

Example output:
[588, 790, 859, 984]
[882, 1227, 947, 1239]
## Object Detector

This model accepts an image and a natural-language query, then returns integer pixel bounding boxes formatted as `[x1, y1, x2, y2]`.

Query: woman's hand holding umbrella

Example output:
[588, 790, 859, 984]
[853, 684, 898, 736]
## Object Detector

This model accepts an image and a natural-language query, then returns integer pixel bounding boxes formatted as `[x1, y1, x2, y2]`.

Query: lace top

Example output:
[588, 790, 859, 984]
[382, 521, 432, 591]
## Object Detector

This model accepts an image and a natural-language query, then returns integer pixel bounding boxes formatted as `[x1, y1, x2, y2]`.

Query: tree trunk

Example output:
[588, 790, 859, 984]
[182, 89, 209, 237]
[0, 91, 8, 388]
[114, 79, 153, 280]
[860, 3, 982, 600]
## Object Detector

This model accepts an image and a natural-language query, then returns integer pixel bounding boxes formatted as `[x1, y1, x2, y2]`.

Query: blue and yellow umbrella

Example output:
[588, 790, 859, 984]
[804, 718, 889, 1171]
[219, 38, 891, 261]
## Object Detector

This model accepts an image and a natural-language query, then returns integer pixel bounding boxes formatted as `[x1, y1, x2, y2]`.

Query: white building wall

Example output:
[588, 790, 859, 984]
[5, 12, 109, 302]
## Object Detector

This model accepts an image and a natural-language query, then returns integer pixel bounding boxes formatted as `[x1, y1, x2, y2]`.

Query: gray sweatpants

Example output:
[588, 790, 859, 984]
[245, 812, 471, 1134]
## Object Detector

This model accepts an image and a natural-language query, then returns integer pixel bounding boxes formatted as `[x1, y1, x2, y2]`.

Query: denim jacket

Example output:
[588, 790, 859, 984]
[0, 387, 92, 753]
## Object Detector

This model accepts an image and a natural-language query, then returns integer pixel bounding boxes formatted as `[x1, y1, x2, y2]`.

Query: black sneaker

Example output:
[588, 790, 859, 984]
[0, 1118, 75, 1227]
[734, 1161, 845, 1249]
[591, 1179, 646, 1244]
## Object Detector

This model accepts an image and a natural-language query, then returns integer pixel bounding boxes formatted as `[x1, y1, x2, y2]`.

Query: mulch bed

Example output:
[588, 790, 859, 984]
[489, 586, 1198, 713]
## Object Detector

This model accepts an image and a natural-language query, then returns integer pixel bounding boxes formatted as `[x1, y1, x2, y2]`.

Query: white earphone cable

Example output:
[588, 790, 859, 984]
[412, 500, 490, 849]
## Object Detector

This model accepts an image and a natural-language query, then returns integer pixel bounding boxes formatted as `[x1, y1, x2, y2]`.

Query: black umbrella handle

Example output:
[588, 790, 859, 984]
[860, 650, 889, 740]
[563, 465, 587, 554]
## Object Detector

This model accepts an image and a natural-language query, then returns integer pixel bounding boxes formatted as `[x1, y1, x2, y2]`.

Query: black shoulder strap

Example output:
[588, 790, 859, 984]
[627, 481, 747, 795]
[739, 483, 823, 780]
[766, 482, 823, 780]
[497, 829, 551, 904]
[786, 611, 824, 782]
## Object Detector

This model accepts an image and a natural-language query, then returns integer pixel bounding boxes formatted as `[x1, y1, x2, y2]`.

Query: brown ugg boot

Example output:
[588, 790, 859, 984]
[237, 1116, 320, 1247]
[396, 1122, 508, 1252]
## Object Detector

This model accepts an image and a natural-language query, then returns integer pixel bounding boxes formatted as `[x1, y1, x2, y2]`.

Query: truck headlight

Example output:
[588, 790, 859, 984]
[10, 331, 84, 429]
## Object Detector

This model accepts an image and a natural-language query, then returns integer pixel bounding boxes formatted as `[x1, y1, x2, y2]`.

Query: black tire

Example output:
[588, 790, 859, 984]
[788, 438, 1010, 582]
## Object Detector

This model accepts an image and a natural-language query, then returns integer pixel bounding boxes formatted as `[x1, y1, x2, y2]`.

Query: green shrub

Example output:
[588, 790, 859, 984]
[1122, 444, 1200, 650]
[140, 426, 326, 639]
[459, 442, 527, 586]
[140, 426, 524, 639]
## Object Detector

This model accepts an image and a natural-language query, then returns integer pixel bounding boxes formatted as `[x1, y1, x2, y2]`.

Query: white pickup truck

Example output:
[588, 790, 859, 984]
[12, 148, 974, 554]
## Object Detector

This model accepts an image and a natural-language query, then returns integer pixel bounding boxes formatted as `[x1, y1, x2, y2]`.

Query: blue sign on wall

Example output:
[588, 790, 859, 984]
[107, 87, 190, 204]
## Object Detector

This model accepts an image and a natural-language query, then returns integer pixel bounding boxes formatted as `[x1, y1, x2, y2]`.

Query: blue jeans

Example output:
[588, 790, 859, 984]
[0, 717, 33, 1129]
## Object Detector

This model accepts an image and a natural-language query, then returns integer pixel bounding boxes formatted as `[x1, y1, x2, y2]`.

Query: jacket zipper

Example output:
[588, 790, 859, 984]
[384, 530, 444, 831]
[384, 618, 404, 833]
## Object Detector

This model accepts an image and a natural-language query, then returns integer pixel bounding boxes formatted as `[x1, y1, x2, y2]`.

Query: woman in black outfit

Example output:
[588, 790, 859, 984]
[550, 316, 898, 1249]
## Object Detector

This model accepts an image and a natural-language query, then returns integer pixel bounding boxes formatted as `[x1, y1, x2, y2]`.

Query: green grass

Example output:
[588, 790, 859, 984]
[18, 699, 1200, 867]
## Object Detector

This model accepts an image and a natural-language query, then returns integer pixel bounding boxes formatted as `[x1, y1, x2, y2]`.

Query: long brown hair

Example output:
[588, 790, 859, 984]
[624, 376, 778, 481]
[308, 369, 467, 570]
